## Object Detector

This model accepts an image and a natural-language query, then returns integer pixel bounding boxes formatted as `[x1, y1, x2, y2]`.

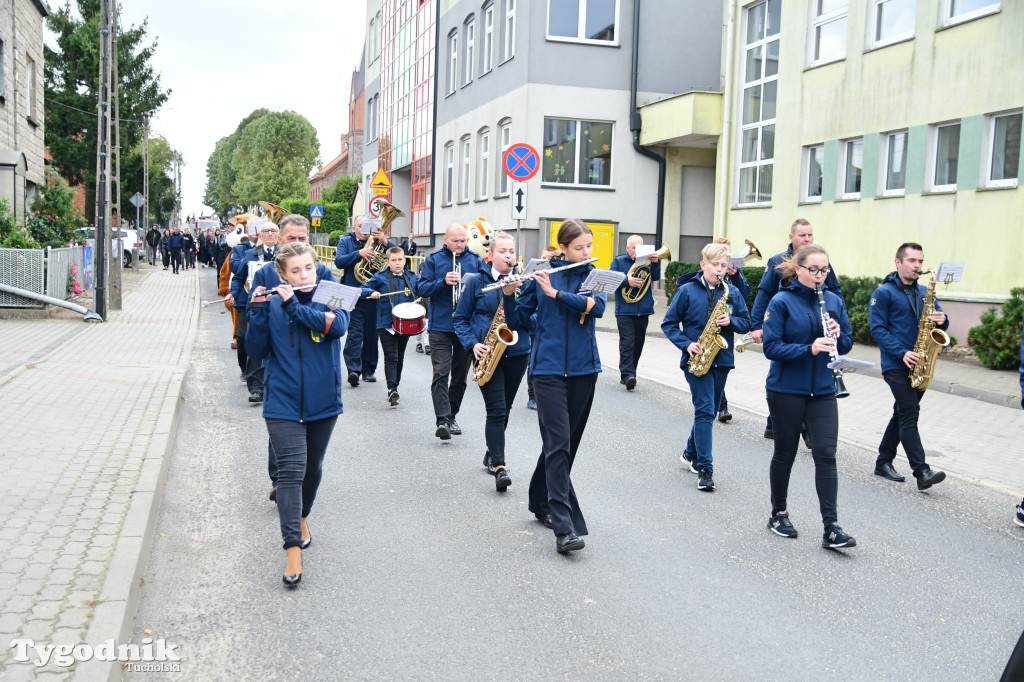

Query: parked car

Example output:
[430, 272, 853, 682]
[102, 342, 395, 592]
[77, 227, 143, 268]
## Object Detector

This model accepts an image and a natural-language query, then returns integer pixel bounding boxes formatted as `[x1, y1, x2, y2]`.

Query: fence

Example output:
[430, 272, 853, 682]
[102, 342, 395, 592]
[311, 245, 425, 278]
[45, 246, 89, 300]
[0, 246, 89, 308]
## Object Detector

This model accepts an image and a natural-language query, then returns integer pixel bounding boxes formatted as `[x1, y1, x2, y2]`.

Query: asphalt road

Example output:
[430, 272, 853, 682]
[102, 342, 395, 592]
[130, 271, 1024, 680]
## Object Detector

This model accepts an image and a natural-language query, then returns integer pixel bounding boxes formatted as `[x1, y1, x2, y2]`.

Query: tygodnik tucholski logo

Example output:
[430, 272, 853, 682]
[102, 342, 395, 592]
[9, 637, 181, 671]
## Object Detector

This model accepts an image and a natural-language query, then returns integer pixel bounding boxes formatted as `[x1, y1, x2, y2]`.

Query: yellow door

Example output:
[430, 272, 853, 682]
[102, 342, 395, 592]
[549, 220, 615, 269]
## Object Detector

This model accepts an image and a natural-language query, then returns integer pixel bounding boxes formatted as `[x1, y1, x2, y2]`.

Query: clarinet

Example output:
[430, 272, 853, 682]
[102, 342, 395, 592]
[815, 284, 850, 399]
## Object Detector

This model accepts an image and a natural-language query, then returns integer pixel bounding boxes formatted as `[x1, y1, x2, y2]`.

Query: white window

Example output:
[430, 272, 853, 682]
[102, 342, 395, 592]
[547, 0, 619, 44]
[447, 31, 458, 95]
[868, 0, 915, 48]
[460, 136, 472, 202]
[443, 143, 455, 205]
[375, 11, 381, 58]
[478, 129, 490, 199]
[482, 4, 494, 74]
[801, 145, 824, 203]
[928, 121, 961, 191]
[497, 118, 512, 196]
[0, 40, 5, 99]
[368, 17, 375, 63]
[737, 0, 779, 206]
[542, 118, 613, 186]
[502, 0, 516, 62]
[809, 0, 847, 66]
[940, 0, 1000, 27]
[840, 138, 863, 199]
[983, 110, 1021, 188]
[25, 54, 35, 119]
[880, 130, 908, 195]
[464, 18, 476, 85]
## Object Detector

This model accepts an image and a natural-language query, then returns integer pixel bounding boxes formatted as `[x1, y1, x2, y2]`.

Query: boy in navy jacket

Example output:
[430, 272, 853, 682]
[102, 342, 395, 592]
[662, 242, 751, 492]
[361, 247, 421, 405]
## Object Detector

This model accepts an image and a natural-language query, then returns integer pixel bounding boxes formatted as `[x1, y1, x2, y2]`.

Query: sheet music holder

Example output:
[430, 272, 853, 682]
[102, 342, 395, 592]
[312, 280, 363, 311]
[935, 262, 965, 285]
[521, 258, 552, 276]
[579, 269, 626, 295]
[633, 244, 655, 259]
[730, 255, 746, 269]
[827, 356, 875, 374]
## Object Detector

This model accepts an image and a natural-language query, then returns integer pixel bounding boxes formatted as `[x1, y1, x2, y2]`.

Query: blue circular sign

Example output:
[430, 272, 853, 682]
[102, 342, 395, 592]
[502, 143, 540, 181]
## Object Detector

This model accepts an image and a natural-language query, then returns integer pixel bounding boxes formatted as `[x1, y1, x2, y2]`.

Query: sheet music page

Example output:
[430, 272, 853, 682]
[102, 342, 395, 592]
[633, 244, 655, 259]
[828, 356, 876, 374]
[521, 258, 552, 276]
[247, 261, 273, 288]
[730, 255, 746, 269]
[935, 262, 965, 284]
[580, 269, 626, 295]
[312, 281, 363, 311]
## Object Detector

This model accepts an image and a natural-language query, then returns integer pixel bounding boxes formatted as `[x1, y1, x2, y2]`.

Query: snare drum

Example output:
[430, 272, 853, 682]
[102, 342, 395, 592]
[392, 302, 426, 335]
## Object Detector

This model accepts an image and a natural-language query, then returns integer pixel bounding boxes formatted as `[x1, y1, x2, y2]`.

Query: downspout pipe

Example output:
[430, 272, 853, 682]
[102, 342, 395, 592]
[0, 284, 103, 321]
[427, 0, 441, 250]
[629, 0, 666, 249]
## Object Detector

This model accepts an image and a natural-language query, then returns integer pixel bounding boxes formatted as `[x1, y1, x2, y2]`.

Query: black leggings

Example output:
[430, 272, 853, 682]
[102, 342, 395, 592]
[766, 390, 839, 528]
[479, 353, 528, 466]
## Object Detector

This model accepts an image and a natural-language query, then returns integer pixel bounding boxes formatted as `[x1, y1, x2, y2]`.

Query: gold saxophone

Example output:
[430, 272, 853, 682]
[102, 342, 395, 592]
[909, 270, 950, 391]
[472, 297, 519, 386]
[687, 280, 730, 377]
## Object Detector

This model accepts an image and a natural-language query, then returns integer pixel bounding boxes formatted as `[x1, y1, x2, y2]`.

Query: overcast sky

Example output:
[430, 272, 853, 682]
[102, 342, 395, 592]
[112, 0, 367, 218]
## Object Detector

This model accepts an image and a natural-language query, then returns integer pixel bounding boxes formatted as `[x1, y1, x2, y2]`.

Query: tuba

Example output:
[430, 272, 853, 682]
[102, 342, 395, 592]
[258, 201, 289, 224]
[908, 270, 950, 391]
[733, 239, 763, 264]
[687, 280, 730, 376]
[622, 245, 672, 304]
[355, 200, 405, 284]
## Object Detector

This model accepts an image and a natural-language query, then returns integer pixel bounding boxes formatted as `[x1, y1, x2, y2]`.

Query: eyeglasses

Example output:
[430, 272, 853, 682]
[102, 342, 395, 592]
[797, 265, 831, 276]
[260, 229, 279, 234]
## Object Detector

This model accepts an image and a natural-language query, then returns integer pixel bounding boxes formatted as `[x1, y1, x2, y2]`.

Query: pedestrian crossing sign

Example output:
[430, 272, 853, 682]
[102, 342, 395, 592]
[310, 205, 324, 218]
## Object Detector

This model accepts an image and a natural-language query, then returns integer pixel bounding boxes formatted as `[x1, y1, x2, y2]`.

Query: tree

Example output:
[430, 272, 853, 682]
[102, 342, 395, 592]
[230, 111, 320, 206]
[44, 0, 170, 222]
[119, 136, 179, 227]
[203, 108, 270, 216]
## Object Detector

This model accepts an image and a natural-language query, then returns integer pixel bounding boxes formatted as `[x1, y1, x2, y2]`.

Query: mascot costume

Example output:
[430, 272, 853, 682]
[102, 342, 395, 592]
[465, 217, 494, 263]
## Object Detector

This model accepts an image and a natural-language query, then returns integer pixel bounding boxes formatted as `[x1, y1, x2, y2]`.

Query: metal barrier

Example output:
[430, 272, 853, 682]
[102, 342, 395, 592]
[0, 248, 45, 307]
[312, 245, 425, 280]
[45, 246, 88, 300]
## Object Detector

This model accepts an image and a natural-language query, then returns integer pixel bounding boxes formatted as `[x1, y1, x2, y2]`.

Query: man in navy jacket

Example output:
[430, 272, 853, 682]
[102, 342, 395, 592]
[609, 235, 660, 392]
[418, 223, 484, 439]
[868, 242, 949, 490]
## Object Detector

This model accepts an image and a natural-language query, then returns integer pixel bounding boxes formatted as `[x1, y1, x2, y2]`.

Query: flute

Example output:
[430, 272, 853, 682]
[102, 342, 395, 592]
[201, 283, 316, 308]
[480, 257, 597, 293]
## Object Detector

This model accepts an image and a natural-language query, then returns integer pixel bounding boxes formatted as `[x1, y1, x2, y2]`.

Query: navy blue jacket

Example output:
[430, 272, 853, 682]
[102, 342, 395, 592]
[609, 253, 659, 316]
[245, 274, 350, 423]
[453, 265, 533, 359]
[726, 270, 751, 302]
[662, 272, 751, 372]
[231, 244, 278, 309]
[1019, 312, 1023, 409]
[361, 268, 422, 330]
[763, 281, 854, 397]
[418, 245, 485, 333]
[868, 272, 951, 374]
[167, 233, 184, 251]
[750, 246, 844, 330]
[334, 232, 396, 288]
[503, 259, 605, 377]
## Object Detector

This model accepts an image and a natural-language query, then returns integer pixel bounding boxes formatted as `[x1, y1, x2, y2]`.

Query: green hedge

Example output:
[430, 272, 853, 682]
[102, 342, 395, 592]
[664, 261, 765, 313]
[968, 287, 1024, 370]
[279, 199, 349, 237]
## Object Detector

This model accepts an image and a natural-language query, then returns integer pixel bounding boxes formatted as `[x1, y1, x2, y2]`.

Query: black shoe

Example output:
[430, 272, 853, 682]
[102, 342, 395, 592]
[269, 486, 277, 502]
[768, 511, 798, 538]
[717, 407, 732, 423]
[483, 452, 496, 475]
[697, 468, 715, 491]
[680, 453, 698, 474]
[764, 427, 774, 439]
[248, 391, 263, 403]
[874, 462, 905, 482]
[388, 390, 400, 406]
[556, 532, 585, 553]
[363, 373, 377, 383]
[282, 572, 302, 587]
[435, 422, 451, 440]
[535, 513, 553, 529]
[822, 523, 856, 549]
[802, 431, 813, 450]
[416, 343, 424, 354]
[348, 371, 360, 387]
[495, 467, 511, 492]
[447, 419, 462, 435]
[916, 468, 946, 491]
[1015, 504, 1024, 528]
[299, 537, 312, 550]
[526, 398, 538, 410]
[625, 376, 637, 391]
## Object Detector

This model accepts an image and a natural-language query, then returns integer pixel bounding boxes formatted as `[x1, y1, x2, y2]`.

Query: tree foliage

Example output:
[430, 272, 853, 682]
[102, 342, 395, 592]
[119, 136, 180, 227]
[44, 0, 171, 223]
[968, 288, 1024, 370]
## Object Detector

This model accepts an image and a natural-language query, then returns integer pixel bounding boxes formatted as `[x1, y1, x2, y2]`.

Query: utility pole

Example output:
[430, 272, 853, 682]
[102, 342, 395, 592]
[109, 0, 122, 309]
[143, 113, 150, 235]
[93, 0, 112, 320]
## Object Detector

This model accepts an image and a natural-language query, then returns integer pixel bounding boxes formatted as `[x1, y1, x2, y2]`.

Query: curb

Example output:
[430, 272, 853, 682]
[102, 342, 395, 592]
[71, 275, 201, 682]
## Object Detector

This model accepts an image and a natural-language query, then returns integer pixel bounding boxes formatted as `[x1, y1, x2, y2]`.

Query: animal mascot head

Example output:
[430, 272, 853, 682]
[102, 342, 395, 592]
[465, 217, 494, 262]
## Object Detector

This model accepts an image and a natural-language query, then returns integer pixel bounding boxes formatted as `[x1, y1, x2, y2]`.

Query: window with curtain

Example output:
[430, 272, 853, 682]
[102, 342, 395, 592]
[542, 118, 612, 186]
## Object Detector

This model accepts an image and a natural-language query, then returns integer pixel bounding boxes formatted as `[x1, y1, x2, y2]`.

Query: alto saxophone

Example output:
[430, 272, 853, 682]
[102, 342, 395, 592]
[909, 270, 951, 391]
[472, 294, 519, 386]
[687, 280, 730, 377]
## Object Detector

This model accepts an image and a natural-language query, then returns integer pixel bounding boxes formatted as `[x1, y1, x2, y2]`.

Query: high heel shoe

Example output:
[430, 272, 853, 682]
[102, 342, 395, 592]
[282, 572, 302, 587]
[283, 546, 302, 587]
[299, 536, 312, 550]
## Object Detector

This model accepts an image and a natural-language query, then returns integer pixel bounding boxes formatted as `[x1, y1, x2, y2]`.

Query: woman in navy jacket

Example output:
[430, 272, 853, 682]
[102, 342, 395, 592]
[762, 244, 857, 550]
[361, 246, 421, 406]
[503, 219, 605, 554]
[247, 242, 349, 586]
[454, 232, 533, 493]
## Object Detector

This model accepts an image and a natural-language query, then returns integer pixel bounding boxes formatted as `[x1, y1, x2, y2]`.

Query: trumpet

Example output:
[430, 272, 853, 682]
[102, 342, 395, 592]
[734, 332, 755, 353]
[452, 253, 462, 307]
[480, 257, 598, 293]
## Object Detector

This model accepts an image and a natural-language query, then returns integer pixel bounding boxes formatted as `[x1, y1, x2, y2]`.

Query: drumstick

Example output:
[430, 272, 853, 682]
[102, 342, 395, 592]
[376, 287, 411, 298]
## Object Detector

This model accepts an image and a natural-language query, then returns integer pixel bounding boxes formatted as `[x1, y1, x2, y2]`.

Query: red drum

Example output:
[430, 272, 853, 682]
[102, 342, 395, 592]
[392, 302, 426, 335]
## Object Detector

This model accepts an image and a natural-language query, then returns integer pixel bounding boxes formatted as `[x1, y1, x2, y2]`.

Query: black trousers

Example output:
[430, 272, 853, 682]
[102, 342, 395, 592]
[170, 249, 182, 273]
[877, 370, 929, 476]
[378, 329, 410, 391]
[479, 353, 529, 466]
[526, 332, 536, 400]
[343, 298, 379, 375]
[234, 307, 249, 374]
[161, 248, 170, 268]
[529, 374, 597, 537]
[766, 390, 840, 528]
[616, 315, 649, 381]
[266, 416, 337, 550]
[429, 330, 471, 423]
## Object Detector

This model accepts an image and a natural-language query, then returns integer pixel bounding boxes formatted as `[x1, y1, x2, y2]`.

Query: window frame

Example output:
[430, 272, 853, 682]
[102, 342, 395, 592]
[839, 137, 864, 200]
[927, 120, 961, 193]
[25, 54, 36, 121]
[808, 0, 848, 67]
[736, 0, 780, 207]
[545, 0, 621, 46]
[939, 0, 1000, 28]
[464, 16, 476, 86]
[879, 129, 909, 197]
[459, 135, 472, 203]
[801, 144, 824, 203]
[502, 0, 516, 63]
[541, 117, 614, 188]
[443, 142, 455, 206]
[478, 128, 491, 200]
[867, 0, 916, 50]
[447, 30, 459, 96]
[482, 3, 494, 75]
[981, 109, 1021, 189]
[0, 40, 6, 100]
[497, 119, 512, 196]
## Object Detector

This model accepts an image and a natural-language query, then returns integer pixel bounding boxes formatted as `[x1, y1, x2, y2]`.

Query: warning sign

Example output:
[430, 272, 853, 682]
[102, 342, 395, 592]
[370, 168, 392, 196]
[311, 217, 321, 228]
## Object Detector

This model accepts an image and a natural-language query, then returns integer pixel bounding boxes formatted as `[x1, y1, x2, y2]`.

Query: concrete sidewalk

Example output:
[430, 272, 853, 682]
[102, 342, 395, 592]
[0, 264, 200, 681]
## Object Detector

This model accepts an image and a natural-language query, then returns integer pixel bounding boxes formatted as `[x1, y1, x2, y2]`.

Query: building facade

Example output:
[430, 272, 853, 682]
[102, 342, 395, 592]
[310, 56, 365, 203]
[717, 0, 1022, 333]
[0, 0, 48, 224]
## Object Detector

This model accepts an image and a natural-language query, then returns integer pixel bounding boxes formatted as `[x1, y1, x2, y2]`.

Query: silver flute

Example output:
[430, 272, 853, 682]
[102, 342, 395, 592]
[480, 257, 598, 293]
[815, 284, 850, 399]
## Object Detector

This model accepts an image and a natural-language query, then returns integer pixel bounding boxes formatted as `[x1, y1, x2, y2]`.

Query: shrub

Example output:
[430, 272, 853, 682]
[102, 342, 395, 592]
[0, 198, 39, 248]
[28, 169, 86, 248]
[967, 287, 1024, 370]
[329, 230, 344, 245]
[279, 199, 349, 237]
[838, 275, 883, 345]
[663, 261, 764, 313]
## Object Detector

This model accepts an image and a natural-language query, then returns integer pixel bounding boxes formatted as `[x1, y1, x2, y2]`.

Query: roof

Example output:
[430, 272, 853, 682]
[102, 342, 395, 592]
[309, 149, 349, 182]
[31, 0, 49, 17]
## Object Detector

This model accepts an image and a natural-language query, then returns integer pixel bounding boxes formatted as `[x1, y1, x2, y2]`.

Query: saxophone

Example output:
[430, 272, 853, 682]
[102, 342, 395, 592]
[472, 297, 519, 386]
[687, 280, 730, 377]
[908, 270, 950, 391]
